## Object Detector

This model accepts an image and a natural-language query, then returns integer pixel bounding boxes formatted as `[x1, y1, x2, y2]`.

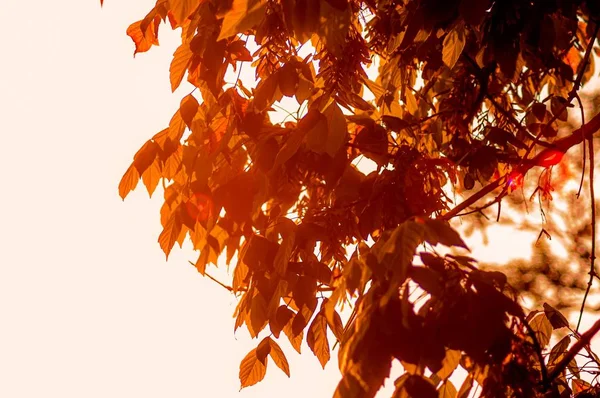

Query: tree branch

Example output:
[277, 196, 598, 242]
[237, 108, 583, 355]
[442, 112, 600, 220]
[547, 317, 600, 384]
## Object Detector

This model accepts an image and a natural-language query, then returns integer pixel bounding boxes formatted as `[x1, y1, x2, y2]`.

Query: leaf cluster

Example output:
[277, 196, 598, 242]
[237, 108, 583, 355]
[110, 0, 600, 396]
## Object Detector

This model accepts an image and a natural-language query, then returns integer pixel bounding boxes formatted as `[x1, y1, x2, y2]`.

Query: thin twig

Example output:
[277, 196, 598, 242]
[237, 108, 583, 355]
[576, 93, 587, 198]
[577, 134, 597, 332]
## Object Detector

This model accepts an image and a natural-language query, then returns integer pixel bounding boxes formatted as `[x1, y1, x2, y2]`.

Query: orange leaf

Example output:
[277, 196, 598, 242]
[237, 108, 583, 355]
[218, 0, 267, 41]
[180, 94, 199, 128]
[133, 140, 158, 175]
[283, 320, 303, 353]
[266, 337, 290, 377]
[169, 110, 186, 143]
[307, 314, 330, 368]
[169, 0, 200, 27]
[142, 158, 162, 197]
[170, 43, 193, 92]
[163, 146, 182, 180]
[158, 206, 183, 259]
[118, 163, 140, 200]
[126, 18, 160, 56]
[190, 220, 207, 250]
[239, 348, 267, 389]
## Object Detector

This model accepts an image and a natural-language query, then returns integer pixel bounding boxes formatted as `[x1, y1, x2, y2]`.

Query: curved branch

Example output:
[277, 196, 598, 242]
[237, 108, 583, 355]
[547, 317, 600, 385]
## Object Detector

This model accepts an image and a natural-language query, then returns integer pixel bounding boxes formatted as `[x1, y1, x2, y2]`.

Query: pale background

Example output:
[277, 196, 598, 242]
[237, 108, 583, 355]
[0, 1, 595, 397]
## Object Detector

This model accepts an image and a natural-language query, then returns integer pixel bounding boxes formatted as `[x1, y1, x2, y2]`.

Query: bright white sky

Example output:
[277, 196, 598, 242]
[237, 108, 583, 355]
[1, 1, 598, 397]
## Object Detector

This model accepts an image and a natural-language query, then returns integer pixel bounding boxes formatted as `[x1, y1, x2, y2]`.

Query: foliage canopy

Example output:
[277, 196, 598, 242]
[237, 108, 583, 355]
[111, 0, 600, 396]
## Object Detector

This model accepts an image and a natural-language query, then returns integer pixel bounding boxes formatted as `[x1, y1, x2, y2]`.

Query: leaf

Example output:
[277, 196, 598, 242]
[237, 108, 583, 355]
[180, 94, 199, 128]
[424, 219, 469, 250]
[323, 103, 347, 157]
[273, 221, 296, 275]
[248, 291, 269, 337]
[170, 43, 193, 92]
[318, 0, 351, 58]
[126, 18, 160, 56]
[376, 221, 425, 305]
[548, 335, 570, 366]
[256, 336, 271, 362]
[404, 375, 437, 398]
[567, 357, 580, 379]
[543, 303, 570, 329]
[436, 350, 461, 381]
[307, 313, 330, 368]
[218, 0, 267, 41]
[528, 313, 553, 349]
[142, 158, 161, 197]
[266, 337, 290, 377]
[239, 348, 267, 389]
[306, 111, 329, 154]
[550, 96, 569, 122]
[119, 164, 140, 200]
[442, 24, 466, 70]
[438, 380, 458, 398]
[272, 128, 307, 171]
[531, 102, 547, 121]
[278, 64, 299, 97]
[170, 0, 200, 27]
[133, 140, 158, 175]
[572, 378, 592, 394]
[325, 308, 344, 342]
[158, 206, 183, 259]
[283, 320, 303, 354]
[457, 374, 473, 398]
[381, 115, 410, 132]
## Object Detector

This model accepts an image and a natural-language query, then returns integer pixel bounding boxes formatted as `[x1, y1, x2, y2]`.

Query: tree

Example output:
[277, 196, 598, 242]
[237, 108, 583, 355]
[110, 0, 600, 396]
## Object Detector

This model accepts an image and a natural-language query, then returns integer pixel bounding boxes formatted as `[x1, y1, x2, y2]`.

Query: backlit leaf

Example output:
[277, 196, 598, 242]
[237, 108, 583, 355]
[436, 350, 461, 381]
[442, 24, 466, 70]
[548, 335, 570, 366]
[170, 0, 200, 27]
[119, 164, 140, 200]
[126, 18, 160, 56]
[543, 303, 570, 329]
[239, 348, 267, 388]
[272, 128, 307, 171]
[141, 158, 161, 197]
[283, 320, 303, 353]
[424, 219, 469, 250]
[324, 103, 347, 157]
[218, 0, 267, 41]
[307, 313, 330, 368]
[438, 380, 458, 398]
[158, 206, 183, 259]
[133, 140, 158, 175]
[170, 43, 193, 92]
[266, 337, 290, 377]
[180, 94, 199, 128]
[457, 374, 473, 398]
[528, 313, 553, 349]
